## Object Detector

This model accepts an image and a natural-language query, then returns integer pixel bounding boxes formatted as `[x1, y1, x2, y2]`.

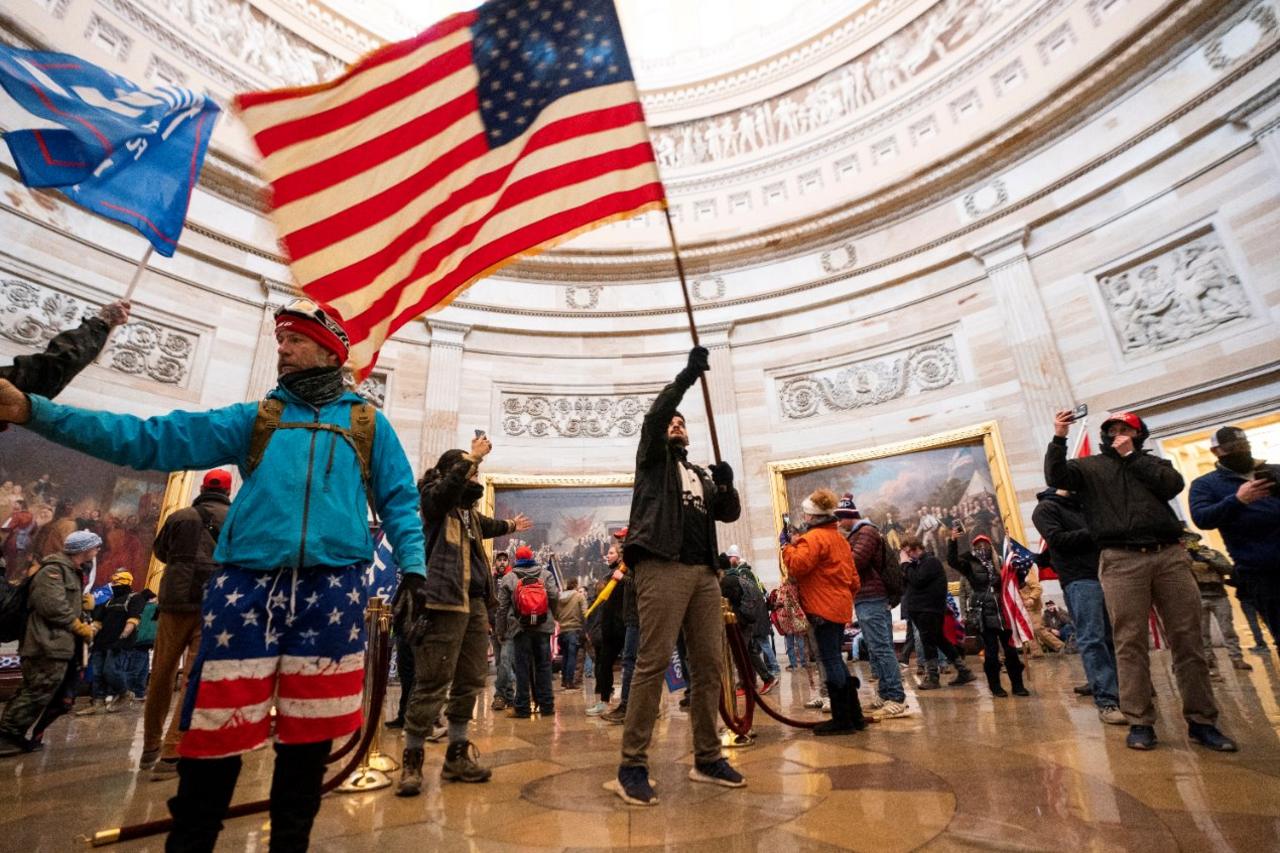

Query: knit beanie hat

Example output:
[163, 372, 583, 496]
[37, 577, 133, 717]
[514, 545, 536, 568]
[64, 529, 103, 554]
[833, 493, 860, 519]
[801, 489, 839, 517]
[275, 301, 350, 363]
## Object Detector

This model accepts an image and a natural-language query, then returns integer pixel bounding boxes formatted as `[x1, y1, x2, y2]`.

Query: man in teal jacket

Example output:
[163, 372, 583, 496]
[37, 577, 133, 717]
[0, 299, 426, 852]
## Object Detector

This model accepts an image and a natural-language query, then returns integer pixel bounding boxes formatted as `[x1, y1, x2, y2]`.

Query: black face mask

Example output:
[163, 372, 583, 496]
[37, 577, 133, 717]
[111, 583, 131, 596]
[1219, 451, 1254, 474]
[461, 481, 484, 505]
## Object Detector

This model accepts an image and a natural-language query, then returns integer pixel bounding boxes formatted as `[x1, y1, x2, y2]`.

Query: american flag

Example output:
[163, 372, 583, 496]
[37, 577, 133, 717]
[235, 0, 665, 377]
[999, 537, 1036, 648]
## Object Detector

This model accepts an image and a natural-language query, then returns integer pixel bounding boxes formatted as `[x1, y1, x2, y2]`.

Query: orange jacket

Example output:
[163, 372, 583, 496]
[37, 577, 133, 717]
[782, 521, 859, 624]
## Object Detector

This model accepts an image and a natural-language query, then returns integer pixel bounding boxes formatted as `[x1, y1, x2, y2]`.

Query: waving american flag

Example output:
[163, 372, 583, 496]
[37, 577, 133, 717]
[999, 537, 1036, 648]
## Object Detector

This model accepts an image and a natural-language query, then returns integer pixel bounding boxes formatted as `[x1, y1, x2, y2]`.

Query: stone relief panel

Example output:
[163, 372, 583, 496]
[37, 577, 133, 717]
[0, 277, 198, 386]
[118, 0, 347, 88]
[354, 372, 387, 408]
[85, 13, 134, 62]
[1095, 230, 1252, 356]
[692, 277, 726, 302]
[564, 285, 602, 310]
[648, 0, 1021, 171]
[501, 392, 657, 439]
[776, 338, 961, 419]
[1204, 2, 1278, 71]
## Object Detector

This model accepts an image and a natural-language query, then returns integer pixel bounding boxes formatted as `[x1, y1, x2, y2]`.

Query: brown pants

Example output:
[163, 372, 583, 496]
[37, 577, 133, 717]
[621, 559, 724, 769]
[142, 611, 202, 758]
[1099, 546, 1217, 727]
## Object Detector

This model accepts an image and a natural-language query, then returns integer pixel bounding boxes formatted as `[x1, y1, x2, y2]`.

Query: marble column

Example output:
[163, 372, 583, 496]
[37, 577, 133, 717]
[419, 319, 470, 468]
[700, 322, 754, 558]
[970, 228, 1075, 433]
[244, 279, 288, 400]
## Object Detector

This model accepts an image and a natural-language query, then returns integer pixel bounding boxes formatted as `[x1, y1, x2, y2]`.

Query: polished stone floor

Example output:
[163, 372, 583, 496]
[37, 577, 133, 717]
[2, 646, 1279, 852]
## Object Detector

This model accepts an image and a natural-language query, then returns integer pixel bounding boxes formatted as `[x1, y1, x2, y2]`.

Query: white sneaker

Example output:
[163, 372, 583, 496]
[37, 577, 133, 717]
[820, 698, 831, 714]
[585, 701, 607, 716]
[803, 696, 824, 709]
[873, 700, 910, 719]
[868, 696, 886, 710]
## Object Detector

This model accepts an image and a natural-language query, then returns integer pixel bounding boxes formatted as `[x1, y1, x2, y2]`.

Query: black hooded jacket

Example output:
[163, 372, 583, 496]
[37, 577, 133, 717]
[1044, 422, 1184, 547]
[1031, 489, 1100, 586]
[2, 316, 111, 398]
[623, 365, 741, 568]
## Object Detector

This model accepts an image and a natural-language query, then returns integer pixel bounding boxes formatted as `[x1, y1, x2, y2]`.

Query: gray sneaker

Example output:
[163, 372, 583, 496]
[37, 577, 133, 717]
[150, 759, 180, 781]
[1098, 706, 1126, 725]
[75, 699, 106, 717]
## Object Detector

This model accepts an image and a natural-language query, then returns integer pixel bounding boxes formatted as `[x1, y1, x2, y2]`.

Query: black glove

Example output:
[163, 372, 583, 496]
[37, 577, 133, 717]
[709, 461, 734, 486]
[686, 346, 710, 374]
[392, 573, 428, 632]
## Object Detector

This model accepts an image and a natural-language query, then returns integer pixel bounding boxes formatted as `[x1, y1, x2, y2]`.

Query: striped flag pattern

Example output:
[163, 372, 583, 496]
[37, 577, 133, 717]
[235, 0, 665, 377]
[1000, 537, 1037, 648]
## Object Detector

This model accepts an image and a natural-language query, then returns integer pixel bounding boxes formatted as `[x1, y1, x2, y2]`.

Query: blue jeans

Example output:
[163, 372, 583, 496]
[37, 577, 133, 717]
[513, 631, 554, 714]
[784, 632, 808, 667]
[559, 630, 580, 687]
[759, 631, 780, 676]
[123, 648, 150, 698]
[88, 649, 130, 699]
[620, 623, 640, 705]
[495, 638, 516, 703]
[811, 617, 849, 688]
[1063, 580, 1119, 707]
[855, 597, 905, 702]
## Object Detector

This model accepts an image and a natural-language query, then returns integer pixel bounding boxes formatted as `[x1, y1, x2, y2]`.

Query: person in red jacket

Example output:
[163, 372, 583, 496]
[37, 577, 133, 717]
[781, 488, 866, 736]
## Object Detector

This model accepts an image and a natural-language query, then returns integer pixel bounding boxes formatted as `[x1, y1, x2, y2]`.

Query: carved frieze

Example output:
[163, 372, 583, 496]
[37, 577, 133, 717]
[1204, 2, 1278, 71]
[1096, 230, 1252, 356]
[0, 277, 198, 386]
[501, 393, 657, 439]
[355, 372, 387, 408]
[648, 0, 1019, 171]
[777, 338, 961, 419]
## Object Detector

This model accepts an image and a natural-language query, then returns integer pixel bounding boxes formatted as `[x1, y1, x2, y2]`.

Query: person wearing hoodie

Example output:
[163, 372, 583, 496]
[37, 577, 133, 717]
[613, 347, 744, 805]
[587, 541, 629, 717]
[556, 578, 587, 690]
[781, 488, 867, 735]
[397, 438, 533, 796]
[1032, 488, 1124, 724]
[0, 300, 430, 850]
[1046, 409, 1235, 753]
[947, 533, 1025, 697]
[78, 569, 147, 714]
[903, 537, 975, 692]
[498, 546, 560, 717]
[1189, 425, 1280, 641]
[0, 529, 101, 756]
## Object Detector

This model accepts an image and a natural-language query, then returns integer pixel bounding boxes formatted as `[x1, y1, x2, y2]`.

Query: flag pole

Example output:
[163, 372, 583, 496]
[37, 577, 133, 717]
[122, 245, 154, 302]
[661, 206, 722, 464]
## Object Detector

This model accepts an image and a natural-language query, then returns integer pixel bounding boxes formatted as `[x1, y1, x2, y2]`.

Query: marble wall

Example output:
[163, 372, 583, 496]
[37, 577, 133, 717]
[1, 0, 1278, 585]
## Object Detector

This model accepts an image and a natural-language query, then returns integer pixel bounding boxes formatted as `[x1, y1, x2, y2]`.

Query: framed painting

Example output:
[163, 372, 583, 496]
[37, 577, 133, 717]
[481, 473, 633, 586]
[766, 422, 1024, 571]
[1, 428, 185, 588]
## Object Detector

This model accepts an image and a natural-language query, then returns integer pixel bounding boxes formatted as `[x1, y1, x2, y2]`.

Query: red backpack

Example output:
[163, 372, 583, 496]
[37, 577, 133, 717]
[515, 575, 550, 627]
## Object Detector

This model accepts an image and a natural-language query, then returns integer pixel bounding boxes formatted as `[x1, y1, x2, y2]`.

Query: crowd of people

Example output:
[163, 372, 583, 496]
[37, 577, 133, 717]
[0, 301, 1276, 848]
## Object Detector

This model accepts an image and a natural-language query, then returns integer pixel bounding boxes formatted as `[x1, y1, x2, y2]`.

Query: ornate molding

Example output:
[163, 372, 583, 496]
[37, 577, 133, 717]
[354, 371, 386, 408]
[85, 13, 134, 62]
[1204, 1, 1278, 70]
[500, 392, 657, 439]
[961, 178, 1009, 219]
[819, 242, 858, 273]
[564, 285, 602, 310]
[691, 277, 726, 302]
[776, 337, 961, 419]
[1095, 227, 1252, 356]
[0, 277, 198, 386]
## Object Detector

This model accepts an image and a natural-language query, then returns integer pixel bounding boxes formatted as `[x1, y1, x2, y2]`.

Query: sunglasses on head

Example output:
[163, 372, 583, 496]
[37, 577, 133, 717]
[276, 298, 349, 346]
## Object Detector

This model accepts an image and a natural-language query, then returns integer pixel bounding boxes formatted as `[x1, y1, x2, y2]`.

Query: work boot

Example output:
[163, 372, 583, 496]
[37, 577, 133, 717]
[75, 699, 106, 716]
[917, 666, 941, 691]
[395, 747, 424, 797]
[442, 741, 492, 783]
[948, 661, 976, 686]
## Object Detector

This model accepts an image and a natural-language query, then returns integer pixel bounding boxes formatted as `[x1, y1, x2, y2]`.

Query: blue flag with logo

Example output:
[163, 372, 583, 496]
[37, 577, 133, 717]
[0, 46, 220, 256]
[366, 529, 399, 600]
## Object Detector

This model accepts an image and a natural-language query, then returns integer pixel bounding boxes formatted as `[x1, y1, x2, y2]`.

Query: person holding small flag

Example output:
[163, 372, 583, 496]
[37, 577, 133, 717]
[948, 532, 1027, 697]
[1046, 409, 1237, 752]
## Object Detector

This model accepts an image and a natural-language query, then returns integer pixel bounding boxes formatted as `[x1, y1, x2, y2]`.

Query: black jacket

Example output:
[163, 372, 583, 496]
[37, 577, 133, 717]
[1031, 489, 1099, 586]
[419, 455, 513, 613]
[903, 554, 948, 614]
[1, 316, 111, 398]
[946, 539, 1001, 630]
[623, 366, 741, 567]
[153, 490, 230, 613]
[1044, 435, 1184, 547]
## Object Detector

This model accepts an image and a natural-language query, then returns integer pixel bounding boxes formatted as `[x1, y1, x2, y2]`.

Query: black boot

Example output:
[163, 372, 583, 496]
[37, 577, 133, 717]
[165, 756, 242, 853]
[268, 740, 330, 853]
[845, 679, 868, 731]
[813, 681, 856, 736]
[1007, 649, 1029, 696]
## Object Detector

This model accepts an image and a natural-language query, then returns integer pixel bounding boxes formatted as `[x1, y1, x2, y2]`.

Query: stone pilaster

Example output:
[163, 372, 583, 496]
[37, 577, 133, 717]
[244, 279, 288, 400]
[1228, 80, 1280, 183]
[701, 322, 754, 557]
[419, 319, 470, 468]
[970, 229, 1075, 434]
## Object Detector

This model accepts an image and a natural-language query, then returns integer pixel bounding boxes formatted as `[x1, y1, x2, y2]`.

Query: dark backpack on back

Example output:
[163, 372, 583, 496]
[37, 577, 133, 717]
[736, 574, 769, 631]
[853, 521, 904, 608]
[0, 575, 34, 644]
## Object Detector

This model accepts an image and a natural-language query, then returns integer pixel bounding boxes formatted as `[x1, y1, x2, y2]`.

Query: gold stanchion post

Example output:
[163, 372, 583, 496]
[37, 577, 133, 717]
[337, 596, 398, 792]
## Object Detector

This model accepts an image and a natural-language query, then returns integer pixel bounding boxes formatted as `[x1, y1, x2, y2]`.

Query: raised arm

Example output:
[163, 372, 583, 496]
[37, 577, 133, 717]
[636, 347, 708, 468]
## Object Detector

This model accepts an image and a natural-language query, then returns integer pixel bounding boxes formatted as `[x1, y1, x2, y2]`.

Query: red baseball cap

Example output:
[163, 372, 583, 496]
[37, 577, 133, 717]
[1101, 411, 1142, 432]
[202, 469, 232, 492]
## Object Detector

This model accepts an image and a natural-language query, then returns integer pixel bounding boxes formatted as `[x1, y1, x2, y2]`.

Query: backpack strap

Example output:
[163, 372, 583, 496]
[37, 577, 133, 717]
[246, 399, 285, 476]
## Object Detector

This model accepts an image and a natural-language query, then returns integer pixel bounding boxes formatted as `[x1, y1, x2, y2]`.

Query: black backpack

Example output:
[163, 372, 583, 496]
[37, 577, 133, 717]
[736, 573, 769, 630]
[0, 574, 34, 644]
[853, 521, 904, 608]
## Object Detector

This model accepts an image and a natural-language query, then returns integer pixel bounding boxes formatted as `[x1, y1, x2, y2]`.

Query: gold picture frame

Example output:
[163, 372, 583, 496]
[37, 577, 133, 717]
[480, 472, 634, 565]
[766, 420, 1025, 546]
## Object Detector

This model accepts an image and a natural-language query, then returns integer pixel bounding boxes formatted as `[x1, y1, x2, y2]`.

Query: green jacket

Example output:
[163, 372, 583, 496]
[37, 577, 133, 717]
[21, 553, 85, 660]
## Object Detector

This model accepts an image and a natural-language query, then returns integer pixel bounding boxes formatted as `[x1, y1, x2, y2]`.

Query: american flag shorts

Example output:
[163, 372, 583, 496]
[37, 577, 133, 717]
[178, 563, 368, 759]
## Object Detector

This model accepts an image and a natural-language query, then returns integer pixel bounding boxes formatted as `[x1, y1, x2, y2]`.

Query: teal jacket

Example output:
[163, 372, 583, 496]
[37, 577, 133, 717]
[24, 388, 426, 575]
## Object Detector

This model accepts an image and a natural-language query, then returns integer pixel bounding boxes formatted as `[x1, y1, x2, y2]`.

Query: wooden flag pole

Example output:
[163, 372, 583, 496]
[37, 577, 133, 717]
[661, 206, 722, 464]
[122, 245, 154, 302]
